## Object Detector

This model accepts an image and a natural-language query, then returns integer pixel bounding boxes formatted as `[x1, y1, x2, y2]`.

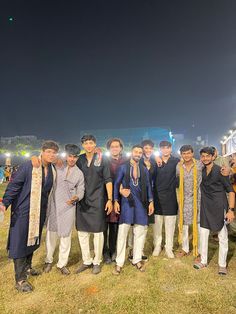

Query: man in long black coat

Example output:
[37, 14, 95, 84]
[0, 141, 58, 292]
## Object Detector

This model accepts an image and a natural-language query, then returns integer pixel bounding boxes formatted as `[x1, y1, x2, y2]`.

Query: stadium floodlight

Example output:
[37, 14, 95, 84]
[60, 152, 66, 158]
[154, 151, 160, 157]
[5, 152, 11, 157]
[223, 136, 227, 140]
[220, 141, 224, 144]
[229, 129, 233, 134]
[105, 151, 111, 157]
[25, 152, 30, 158]
[126, 152, 131, 157]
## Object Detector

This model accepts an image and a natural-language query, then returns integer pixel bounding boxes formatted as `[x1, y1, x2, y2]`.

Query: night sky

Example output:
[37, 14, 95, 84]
[0, 0, 235, 145]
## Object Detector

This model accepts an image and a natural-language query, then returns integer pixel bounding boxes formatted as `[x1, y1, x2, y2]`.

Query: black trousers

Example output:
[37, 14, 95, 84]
[13, 253, 33, 282]
[103, 223, 119, 256]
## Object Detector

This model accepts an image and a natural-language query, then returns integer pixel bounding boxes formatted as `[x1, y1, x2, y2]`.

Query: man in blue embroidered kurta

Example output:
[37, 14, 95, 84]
[113, 145, 154, 274]
[0, 141, 58, 292]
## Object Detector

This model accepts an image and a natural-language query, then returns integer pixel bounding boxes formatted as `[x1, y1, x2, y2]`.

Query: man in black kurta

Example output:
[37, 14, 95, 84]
[194, 147, 235, 275]
[76, 135, 113, 275]
[152, 141, 179, 258]
[103, 138, 127, 264]
[0, 141, 58, 292]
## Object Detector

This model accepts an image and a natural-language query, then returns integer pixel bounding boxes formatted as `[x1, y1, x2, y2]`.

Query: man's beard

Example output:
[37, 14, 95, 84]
[133, 156, 141, 162]
[203, 161, 213, 166]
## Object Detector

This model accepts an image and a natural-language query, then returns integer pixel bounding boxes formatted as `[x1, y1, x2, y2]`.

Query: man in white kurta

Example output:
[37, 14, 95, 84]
[44, 144, 85, 275]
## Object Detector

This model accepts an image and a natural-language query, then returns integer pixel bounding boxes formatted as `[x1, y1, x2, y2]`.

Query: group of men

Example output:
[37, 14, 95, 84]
[0, 135, 235, 293]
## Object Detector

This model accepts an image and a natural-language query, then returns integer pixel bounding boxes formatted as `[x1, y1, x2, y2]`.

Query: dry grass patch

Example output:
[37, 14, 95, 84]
[1, 183, 236, 313]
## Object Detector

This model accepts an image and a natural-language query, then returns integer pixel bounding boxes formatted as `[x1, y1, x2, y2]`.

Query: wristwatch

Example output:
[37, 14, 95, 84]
[228, 207, 235, 212]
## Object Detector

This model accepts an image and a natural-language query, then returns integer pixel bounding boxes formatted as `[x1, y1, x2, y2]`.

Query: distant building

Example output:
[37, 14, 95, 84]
[0, 135, 40, 146]
[221, 130, 236, 156]
[80, 127, 180, 151]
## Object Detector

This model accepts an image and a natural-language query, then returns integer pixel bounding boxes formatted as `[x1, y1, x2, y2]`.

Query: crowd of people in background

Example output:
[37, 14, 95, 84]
[0, 165, 19, 184]
[0, 136, 236, 293]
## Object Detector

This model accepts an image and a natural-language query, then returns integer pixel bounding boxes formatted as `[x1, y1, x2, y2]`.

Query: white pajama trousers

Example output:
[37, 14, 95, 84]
[45, 231, 72, 268]
[182, 224, 201, 254]
[116, 224, 148, 267]
[153, 215, 176, 252]
[200, 225, 228, 267]
[78, 231, 104, 266]
[127, 226, 134, 249]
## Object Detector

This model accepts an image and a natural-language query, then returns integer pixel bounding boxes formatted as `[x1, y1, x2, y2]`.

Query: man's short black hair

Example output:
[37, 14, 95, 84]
[180, 145, 194, 153]
[210, 146, 216, 154]
[41, 141, 59, 152]
[81, 134, 96, 144]
[141, 139, 154, 148]
[132, 144, 143, 151]
[159, 140, 172, 148]
[65, 144, 80, 156]
[106, 138, 124, 150]
[200, 146, 214, 156]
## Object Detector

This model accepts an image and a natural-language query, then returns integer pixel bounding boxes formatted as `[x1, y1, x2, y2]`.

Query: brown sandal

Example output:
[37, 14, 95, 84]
[133, 262, 145, 272]
[176, 250, 189, 258]
[112, 265, 122, 276]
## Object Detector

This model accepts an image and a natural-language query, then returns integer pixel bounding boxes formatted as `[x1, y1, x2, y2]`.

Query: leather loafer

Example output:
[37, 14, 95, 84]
[43, 263, 53, 273]
[92, 264, 101, 275]
[76, 263, 92, 274]
[58, 266, 70, 275]
[27, 268, 42, 276]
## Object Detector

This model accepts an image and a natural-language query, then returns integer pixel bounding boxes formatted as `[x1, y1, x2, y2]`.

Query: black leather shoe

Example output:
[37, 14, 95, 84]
[43, 263, 52, 273]
[111, 253, 116, 262]
[58, 266, 70, 275]
[15, 280, 33, 293]
[103, 253, 112, 264]
[142, 255, 148, 262]
[76, 263, 92, 274]
[27, 268, 42, 276]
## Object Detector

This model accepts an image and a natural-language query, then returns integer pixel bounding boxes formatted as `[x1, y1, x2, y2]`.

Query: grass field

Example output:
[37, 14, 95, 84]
[1, 183, 236, 314]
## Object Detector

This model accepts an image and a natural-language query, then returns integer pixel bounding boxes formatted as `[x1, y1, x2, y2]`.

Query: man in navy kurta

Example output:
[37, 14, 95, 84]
[153, 141, 179, 258]
[0, 141, 58, 292]
[113, 145, 154, 274]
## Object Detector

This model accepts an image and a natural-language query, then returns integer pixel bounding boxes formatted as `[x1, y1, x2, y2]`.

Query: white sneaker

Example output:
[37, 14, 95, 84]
[152, 246, 162, 257]
[165, 249, 175, 259]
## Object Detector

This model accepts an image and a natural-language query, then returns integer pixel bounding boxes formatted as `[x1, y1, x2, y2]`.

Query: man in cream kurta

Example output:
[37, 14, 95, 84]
[44, 144, 84, 275]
